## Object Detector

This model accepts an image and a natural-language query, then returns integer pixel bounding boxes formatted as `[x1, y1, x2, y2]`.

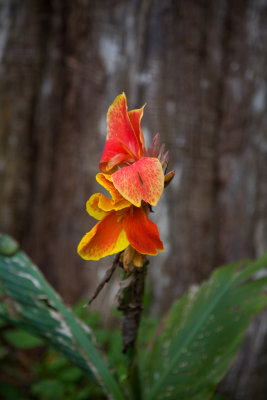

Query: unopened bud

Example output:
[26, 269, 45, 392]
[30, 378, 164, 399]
[164, 170, 175, 188]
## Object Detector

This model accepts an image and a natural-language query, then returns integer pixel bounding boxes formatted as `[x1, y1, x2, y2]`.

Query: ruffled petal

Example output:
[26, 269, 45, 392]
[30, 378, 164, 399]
[86, 194, 108, 220]
[77, 211, 129, 260]
[111, 157, 164, 207]
[88, 192, 130, 215]
[123, 207, 164, 255]
[99, 195, 131, 212]
[86, 174, 131, 218]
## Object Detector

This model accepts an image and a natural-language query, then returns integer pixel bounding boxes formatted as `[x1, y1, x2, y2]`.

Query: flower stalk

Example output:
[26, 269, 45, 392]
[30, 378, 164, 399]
[117, 261, 148, 400]
[117, 261, 147, 352]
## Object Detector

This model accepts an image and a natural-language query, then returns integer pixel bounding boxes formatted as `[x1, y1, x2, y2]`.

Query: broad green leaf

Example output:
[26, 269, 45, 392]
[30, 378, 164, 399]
[0, 234, 125, 400]
[141, 255, 267, 400]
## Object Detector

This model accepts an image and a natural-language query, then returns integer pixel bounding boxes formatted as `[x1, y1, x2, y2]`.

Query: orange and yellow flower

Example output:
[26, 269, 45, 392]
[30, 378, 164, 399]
[78, 173, 164, 262]
[78, 93, 174, 268]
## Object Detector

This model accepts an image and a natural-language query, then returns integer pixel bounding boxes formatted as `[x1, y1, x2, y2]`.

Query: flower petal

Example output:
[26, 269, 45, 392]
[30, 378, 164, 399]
[96, 173, 123, 200]
[107, 93, 140, 156]
[98, 195, 131, 212]
[96, 173, 131, 207]
[99, 139, 134, 172]
[78, 211, 129, 260]
[128, 106, 146, 158]
[100, 93, 144, 171]
[86, 194, 108, 220]
[111, 157, 164, 207]
[86, 174, 131, 217]
[123, 207, 164, 255]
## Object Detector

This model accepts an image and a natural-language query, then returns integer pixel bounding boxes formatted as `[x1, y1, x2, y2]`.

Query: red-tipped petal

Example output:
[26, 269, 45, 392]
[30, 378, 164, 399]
[112, 157, 164, 207]
[77, 211, 129, 260]
[123, 207, 164, 255]
[106, 93, 140, 159]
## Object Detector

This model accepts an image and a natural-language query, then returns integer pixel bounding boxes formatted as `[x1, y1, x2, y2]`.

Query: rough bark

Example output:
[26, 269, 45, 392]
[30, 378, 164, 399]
[1, 0, 267, 398]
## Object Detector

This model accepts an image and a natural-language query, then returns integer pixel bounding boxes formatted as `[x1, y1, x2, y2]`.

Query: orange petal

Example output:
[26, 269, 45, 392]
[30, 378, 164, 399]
[111, 157, 164, 207]
[128, 106, 146, 158]
[78, 211, 129, 260]
[123, 207, 164, 255]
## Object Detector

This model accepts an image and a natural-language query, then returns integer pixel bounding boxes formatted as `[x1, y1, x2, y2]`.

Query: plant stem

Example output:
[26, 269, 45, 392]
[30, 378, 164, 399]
[117, 262, 147, 400]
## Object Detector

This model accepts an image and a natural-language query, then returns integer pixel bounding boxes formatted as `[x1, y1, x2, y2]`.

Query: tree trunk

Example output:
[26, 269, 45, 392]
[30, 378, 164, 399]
[1, 0, 267, 398]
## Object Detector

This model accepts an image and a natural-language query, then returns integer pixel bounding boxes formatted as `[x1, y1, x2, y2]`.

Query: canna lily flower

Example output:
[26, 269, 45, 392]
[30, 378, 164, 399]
[99, 92, 146, 173]
[78, 173, 164, 266]
[99, 92, 167, 207]
[78, 93, 174, 268]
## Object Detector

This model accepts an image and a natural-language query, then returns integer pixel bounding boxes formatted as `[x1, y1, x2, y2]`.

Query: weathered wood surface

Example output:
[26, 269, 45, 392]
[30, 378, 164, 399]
[1, 0, 267, 398]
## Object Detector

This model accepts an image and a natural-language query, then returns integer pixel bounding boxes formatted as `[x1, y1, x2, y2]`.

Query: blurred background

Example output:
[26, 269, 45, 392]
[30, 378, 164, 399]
[1, 0, 267, 398]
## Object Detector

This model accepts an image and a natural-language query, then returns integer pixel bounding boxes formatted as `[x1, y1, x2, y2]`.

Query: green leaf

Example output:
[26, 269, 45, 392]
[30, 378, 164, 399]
[31, 379, 65, 399]
[141, 255, 267, 400]
[56, 365, 83, 383]
[3, 329, 44, 349]
[0, 234, 125, 400]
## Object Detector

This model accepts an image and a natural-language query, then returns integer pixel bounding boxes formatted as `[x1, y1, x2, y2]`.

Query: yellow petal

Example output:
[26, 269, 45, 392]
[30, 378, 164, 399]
[86, 194, 108, 220]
